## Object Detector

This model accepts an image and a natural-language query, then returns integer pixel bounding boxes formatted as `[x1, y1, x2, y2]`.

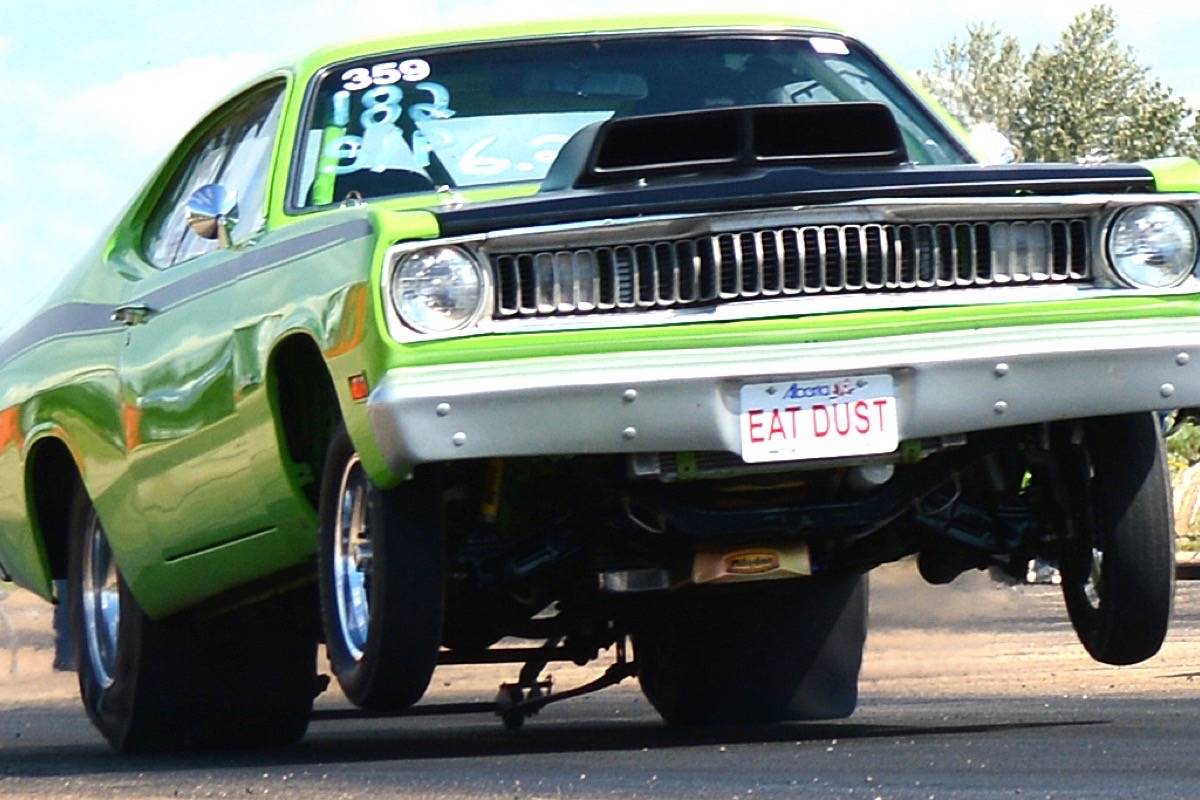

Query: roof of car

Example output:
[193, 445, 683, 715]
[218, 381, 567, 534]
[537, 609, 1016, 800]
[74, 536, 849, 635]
[291, 13, 844, 80]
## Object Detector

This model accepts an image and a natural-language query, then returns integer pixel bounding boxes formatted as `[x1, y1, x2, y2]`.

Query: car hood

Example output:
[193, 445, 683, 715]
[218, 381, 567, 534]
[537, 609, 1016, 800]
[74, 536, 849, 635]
[432, 161, 1156, 236]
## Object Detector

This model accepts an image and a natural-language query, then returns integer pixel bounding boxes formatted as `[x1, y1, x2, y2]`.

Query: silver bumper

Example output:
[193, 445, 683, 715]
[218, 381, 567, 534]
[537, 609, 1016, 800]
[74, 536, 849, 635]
[367, 317, 1200, 473]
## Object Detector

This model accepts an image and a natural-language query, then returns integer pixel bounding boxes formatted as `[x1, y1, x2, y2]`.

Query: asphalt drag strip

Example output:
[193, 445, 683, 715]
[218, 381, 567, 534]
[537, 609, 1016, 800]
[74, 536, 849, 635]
[1, 564, 1199, 799]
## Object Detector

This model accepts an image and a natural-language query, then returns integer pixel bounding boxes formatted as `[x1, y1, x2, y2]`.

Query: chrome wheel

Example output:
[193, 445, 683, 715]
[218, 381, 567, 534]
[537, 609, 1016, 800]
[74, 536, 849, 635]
[317, 423, 444, 710]
[332, 454, 372, 661]
[1083, 547, 1104, 608]
[81, 512, 120, 689]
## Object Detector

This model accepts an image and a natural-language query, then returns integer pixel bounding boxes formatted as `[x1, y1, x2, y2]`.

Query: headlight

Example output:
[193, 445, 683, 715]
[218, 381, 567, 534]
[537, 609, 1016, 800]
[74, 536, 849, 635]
[1107, 204, 1198, 288]
[391, 246, 485, 333]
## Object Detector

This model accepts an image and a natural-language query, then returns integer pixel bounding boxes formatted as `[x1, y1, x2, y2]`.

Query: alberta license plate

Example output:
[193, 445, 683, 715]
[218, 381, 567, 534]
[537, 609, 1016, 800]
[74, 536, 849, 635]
[739, 374, 899, 463]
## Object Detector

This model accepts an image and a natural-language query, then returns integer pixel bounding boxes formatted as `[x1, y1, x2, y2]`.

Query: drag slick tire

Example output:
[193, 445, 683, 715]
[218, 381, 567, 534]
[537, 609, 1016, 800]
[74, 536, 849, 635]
[1060, 413, 1174, 665]
[634, 573, 867, 726]
[317, 423, 444, 710]
[69, 486, 317, 753]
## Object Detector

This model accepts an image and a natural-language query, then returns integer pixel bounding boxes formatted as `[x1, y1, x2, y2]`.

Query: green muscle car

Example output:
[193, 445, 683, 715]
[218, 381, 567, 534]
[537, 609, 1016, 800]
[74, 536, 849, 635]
[2, 13, 1197, 751]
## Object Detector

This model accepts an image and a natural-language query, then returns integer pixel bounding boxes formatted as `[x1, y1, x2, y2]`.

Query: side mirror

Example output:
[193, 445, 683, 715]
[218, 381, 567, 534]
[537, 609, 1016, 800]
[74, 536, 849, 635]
[186, 184, 239, 248]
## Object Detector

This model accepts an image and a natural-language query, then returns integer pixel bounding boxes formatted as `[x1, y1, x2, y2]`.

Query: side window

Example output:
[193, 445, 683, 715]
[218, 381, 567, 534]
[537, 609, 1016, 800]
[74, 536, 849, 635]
[143, 83, 286, 268]
[221, 93, 285, 244]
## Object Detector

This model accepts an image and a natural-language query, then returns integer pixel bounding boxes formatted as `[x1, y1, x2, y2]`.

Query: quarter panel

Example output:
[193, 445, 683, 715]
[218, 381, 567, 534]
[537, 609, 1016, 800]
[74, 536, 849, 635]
[0, 318, 126, 598]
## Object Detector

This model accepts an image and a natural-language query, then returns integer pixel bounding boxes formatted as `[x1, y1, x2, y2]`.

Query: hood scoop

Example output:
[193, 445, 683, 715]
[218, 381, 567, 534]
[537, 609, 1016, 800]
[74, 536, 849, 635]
[541, 102, 908, 192]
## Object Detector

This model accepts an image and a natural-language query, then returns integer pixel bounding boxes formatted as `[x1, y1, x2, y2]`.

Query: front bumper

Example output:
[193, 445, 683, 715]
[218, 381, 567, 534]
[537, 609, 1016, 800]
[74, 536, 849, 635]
[367, 317, 1200, 474]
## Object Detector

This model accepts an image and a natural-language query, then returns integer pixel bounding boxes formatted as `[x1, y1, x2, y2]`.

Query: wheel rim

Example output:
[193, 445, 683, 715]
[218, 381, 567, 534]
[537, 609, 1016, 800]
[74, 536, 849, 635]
[1082, 547, 1104, 609]
[333, 454, 372, 661]
[81, 512, 120, 689]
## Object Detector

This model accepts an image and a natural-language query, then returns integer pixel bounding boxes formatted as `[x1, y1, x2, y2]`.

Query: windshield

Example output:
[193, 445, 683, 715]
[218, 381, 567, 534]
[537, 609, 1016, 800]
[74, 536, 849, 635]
[293, 33, 969, 208]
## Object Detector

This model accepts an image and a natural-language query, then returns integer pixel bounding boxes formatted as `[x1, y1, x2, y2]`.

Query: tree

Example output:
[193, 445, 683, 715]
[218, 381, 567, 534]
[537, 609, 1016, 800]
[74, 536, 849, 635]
[1017, 6, 1192, 162]
[923, 4, 1198, 163]
[919, 24, 1025, 135]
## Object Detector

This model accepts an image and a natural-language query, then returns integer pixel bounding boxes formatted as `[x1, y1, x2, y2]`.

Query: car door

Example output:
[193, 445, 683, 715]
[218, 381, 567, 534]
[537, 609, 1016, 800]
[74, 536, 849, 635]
[112, 83, 289, 566]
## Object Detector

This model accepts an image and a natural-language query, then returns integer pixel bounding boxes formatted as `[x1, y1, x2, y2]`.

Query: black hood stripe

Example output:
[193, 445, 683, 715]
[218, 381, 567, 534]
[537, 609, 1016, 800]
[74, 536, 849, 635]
[436, 164, 1156, 235]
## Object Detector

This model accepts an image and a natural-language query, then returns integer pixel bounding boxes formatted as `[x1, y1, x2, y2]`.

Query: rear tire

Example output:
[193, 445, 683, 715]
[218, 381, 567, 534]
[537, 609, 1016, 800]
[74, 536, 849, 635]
[634, 573, 867, 726]
[69, 486, 317, 753]
[317, 424, 444, 709]
[1060, 413, 1174, 665]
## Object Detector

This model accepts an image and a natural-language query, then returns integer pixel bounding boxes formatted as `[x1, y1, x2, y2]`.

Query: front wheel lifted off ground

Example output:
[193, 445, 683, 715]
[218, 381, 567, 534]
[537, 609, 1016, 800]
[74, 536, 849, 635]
[317, 423, 444, 710]
[1059, 412, 1175, 666]
[634, 573, 867, 726]
[69, 486, 317, 753]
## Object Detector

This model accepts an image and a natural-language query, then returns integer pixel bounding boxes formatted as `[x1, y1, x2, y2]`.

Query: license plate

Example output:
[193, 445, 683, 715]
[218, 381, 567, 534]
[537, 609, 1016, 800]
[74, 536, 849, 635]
[739, 374, 899, 463]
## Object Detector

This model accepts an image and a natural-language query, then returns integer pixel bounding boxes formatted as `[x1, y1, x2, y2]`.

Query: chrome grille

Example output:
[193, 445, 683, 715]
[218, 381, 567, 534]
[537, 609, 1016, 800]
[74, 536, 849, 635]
[491, 219, 1091, 318]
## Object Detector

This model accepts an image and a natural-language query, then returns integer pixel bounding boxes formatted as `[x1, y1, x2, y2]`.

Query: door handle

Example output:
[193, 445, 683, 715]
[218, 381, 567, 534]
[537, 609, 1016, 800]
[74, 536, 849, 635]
[111, 304, 156, 326]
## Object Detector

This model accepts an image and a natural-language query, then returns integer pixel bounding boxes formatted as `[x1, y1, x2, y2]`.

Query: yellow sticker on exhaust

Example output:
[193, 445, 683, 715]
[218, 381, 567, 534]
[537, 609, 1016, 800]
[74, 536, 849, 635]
[725, 551, 781, 575]
[693, 545, 811, 584]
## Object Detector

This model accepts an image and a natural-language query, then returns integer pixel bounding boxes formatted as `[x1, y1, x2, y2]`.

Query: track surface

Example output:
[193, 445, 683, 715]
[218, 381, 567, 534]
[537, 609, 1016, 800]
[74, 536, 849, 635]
[2, 565, 1200, 799]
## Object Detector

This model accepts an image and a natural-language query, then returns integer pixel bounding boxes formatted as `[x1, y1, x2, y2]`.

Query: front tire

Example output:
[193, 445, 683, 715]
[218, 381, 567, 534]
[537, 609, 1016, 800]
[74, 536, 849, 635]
[69, 487, 317, 753]
[634, 573, 867, 726]
[317, 424, 444, 709]
[1060, 413, 1174, 665]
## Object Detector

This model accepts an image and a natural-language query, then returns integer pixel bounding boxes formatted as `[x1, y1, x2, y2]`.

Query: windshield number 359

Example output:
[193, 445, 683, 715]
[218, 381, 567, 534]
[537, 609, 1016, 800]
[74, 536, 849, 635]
[341, 59, 432, 91]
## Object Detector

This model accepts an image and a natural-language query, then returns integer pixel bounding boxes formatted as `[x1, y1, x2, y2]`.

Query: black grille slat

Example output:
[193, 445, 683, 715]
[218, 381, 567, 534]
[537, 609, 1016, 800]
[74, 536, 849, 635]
[802, 227, 822, 291]
[596, 248, 615, 308]
[495, 255, 520, 315]
[615, 246, 636, 307]
[737, 233, 756, 295]
[844, 226, 864, 291]
[697, 238, 718, 301]
[761, 231, 782, 295]
[781, 229, 802, 293]
[936, 225, 955, 285]
[864, 225, 885, 289]
[490, 218, 1094, 317]
[517, 254, 537, 313]
[718, 235, 738, 299]
[822, 228, 841, 291]
[897, 226, 916, 287]
[1069, 220, 1089, 278]
[635, 244, 655, 306]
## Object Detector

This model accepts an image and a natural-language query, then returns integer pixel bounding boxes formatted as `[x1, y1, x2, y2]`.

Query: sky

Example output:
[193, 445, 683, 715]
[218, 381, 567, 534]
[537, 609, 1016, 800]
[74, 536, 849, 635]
[2, 0, 1200, 330]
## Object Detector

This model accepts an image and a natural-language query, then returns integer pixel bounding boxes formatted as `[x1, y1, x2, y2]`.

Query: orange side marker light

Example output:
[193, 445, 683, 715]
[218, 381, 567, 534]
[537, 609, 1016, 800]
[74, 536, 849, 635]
[348, 373, 370, 402]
